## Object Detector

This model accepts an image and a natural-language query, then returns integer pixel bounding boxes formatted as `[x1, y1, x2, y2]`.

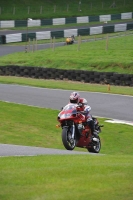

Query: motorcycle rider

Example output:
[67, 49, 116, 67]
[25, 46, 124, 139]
[69, 91, 98, 140]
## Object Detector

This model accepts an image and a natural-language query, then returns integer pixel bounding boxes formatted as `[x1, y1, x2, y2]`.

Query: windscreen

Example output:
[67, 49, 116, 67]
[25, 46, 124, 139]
[63, 104, 77, 112]
[58, 103, 78, 119]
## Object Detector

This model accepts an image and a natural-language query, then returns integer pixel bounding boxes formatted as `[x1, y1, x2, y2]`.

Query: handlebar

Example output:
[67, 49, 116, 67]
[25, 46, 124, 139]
[77, 111, 87, 115]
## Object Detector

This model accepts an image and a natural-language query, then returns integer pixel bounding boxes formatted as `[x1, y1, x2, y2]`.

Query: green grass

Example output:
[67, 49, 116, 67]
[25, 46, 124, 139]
[1, 34, 133, 74]
[0, 101, 61, 149]
[0, 101, 133, 200]
[0, 155, 133, 200]
[0, 0, 133, 20]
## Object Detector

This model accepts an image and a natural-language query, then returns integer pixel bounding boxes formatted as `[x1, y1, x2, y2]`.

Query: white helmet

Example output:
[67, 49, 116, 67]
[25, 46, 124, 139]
[70, 92, 80, 104]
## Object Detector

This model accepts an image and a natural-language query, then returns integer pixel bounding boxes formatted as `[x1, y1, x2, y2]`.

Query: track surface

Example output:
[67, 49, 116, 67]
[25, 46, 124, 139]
[0, 144, 93, 156]
[0, 84, 133, 121]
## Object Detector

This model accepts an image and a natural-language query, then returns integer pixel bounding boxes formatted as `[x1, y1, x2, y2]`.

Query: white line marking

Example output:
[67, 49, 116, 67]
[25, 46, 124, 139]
[105, 119, 133, 126]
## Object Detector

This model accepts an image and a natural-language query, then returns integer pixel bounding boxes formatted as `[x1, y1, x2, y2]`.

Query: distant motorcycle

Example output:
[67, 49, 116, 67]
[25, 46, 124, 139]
[56, 103, 103, 153]
[66, 35, 75, 45]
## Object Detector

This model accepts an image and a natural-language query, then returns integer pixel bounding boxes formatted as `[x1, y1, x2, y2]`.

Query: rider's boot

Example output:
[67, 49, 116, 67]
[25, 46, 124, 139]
[88, 120, 98, 142]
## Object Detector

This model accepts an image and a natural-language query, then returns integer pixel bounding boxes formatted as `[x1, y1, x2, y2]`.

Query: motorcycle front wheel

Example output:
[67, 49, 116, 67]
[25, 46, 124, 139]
[62, 127, 76, 150]
[87, 135, 101, 153]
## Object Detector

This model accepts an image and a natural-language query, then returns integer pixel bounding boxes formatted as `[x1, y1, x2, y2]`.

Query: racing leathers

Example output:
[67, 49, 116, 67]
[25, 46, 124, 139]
[78, 100, 98, 138]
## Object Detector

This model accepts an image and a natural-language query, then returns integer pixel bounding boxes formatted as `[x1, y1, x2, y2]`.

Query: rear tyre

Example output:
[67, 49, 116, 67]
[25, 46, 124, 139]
[62, 127, 76, 150]
[87, 135, 101, 153]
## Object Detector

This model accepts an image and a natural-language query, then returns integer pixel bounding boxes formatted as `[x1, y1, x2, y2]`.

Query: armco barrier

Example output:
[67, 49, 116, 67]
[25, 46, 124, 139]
[0, 12, 133, 29]
[0, 66, 133, 86]
[1, 22, 133, 44]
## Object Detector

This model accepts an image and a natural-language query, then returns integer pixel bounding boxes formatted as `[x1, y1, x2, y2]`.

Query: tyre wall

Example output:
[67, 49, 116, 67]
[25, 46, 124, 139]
[0, 66, 133, 86]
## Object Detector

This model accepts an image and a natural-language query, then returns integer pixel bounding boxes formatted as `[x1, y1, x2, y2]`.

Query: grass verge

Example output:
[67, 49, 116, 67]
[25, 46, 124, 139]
[0, 34, 133, 74]
[0, 155, 133, 200]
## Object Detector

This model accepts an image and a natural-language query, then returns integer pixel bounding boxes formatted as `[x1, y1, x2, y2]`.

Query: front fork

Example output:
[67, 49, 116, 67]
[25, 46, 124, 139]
[70, 123, 75, 146]
[62, 121, 75, 145]
[63, 122, 75, 139]
[64, 123, 75, 145]
[71, 123, 75, 140]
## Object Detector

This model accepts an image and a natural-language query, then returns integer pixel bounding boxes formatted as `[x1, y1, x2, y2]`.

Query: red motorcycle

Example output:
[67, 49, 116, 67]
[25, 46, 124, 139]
[57, 103, 103, 153]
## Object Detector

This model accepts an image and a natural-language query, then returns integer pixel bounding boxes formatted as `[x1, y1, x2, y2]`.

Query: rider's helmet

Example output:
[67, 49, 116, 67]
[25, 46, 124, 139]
[79, 98, 88, 107]
[70, 92, 80, 104]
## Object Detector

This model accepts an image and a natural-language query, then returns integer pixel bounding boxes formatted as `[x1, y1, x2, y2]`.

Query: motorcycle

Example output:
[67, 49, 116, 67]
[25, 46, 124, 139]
[66, 35, 75, 45]
[56, 103, 103, 153]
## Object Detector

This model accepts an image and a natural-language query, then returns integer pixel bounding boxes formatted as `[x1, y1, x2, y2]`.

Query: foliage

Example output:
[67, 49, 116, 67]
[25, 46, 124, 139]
[0, 0, 133, 20]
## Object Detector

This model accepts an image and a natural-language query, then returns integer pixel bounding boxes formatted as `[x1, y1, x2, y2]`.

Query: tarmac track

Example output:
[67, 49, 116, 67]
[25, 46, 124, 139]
[0, 144, 93, 156]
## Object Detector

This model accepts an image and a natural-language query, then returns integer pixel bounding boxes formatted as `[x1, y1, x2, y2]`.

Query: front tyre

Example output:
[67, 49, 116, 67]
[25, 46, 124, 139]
[87, 135, 101, 153]
[62, 127, 76, 150]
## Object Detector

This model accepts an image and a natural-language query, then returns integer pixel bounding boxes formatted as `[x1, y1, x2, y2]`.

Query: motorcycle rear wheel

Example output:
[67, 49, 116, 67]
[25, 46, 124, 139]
[62, 127, 76, 150]
[87, 135, 101, 153]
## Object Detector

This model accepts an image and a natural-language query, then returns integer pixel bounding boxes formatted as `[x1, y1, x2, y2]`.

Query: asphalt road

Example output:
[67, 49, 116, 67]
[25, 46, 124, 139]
[0, 144, 92, 156]
[0, 42, 64, 56]
[0, 84, 133, 121]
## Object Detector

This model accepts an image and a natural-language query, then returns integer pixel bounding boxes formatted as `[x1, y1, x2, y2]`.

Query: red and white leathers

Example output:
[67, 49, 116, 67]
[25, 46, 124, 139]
[83, 105, 92, 122]
[78, 98, 98, 138]
[79, 98, 92, 122]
